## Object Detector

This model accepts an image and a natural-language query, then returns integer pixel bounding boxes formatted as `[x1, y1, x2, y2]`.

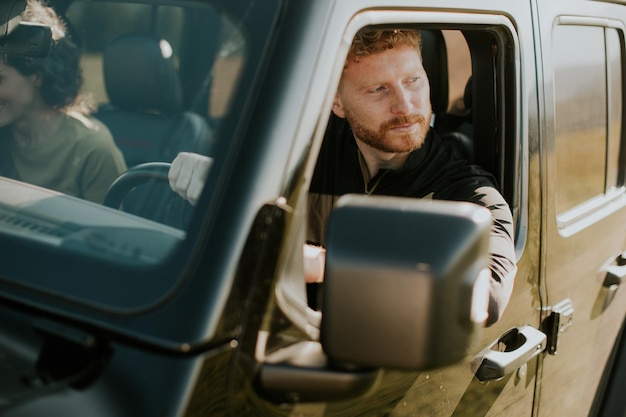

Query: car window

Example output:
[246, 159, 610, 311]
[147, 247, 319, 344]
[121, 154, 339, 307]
[0, 0, 279, 310]
[276, 15, 524, 336]
[443, 30, 472, 115]
[553, 21, 625, 231]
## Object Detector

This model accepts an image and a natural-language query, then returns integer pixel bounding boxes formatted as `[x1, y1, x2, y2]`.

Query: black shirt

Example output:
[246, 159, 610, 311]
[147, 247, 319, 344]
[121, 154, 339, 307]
[307, 115, 517, 323]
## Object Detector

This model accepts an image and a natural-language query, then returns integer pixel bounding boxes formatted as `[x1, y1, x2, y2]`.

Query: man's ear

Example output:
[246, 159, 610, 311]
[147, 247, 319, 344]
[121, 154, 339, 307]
[331, 93, 346, 118]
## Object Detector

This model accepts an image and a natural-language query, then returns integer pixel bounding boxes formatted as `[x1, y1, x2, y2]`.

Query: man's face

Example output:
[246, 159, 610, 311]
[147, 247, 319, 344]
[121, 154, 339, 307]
[333, 44, 432, 154]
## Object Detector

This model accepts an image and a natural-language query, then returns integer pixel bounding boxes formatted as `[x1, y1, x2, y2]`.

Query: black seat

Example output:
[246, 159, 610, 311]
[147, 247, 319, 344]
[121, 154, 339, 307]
[421, 30, 449, 121]
[95, 34, 213, 224]
[95, 33, 213, 167]
[420, 30, 473, 162]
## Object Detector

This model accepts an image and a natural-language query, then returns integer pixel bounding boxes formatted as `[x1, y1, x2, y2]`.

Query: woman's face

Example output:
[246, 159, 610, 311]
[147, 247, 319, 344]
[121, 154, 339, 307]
[0, 62, 40, 128]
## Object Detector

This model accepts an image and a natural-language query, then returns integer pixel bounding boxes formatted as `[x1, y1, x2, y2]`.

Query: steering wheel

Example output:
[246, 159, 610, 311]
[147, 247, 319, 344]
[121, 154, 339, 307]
[103, 162, 172, 209]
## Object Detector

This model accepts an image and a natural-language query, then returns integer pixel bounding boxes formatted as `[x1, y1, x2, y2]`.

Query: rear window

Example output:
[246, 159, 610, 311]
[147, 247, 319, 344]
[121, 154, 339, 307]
[552, 20, 625, 231]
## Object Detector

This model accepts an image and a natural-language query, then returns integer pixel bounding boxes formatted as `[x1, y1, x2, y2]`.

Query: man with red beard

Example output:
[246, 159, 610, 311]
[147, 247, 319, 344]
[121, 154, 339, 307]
[304, 29, 516, 325]
[168, 28, 517, 325]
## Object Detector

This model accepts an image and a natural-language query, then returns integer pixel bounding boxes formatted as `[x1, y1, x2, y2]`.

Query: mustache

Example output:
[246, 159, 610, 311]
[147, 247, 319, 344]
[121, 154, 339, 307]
[380, 114, 427, 131]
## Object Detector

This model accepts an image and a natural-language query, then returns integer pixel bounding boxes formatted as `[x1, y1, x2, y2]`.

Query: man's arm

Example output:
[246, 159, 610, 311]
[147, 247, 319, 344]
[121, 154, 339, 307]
[472, 185, 517, 326]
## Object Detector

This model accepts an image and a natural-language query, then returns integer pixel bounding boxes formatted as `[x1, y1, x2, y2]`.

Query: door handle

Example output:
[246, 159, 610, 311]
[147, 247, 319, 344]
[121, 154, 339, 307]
[472, 325, 546, 381]
[598, 254, 626, 311]
[604, 264, 626, 287]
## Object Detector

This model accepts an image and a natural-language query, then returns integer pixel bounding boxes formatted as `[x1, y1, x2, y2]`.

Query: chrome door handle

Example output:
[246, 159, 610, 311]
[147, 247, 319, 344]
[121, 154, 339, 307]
[472, 325, 547, 381]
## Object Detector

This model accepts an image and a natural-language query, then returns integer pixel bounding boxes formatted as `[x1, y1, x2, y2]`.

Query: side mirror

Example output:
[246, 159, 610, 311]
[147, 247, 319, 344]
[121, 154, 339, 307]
[321, 194, 491, 371]
[257, 195, 492, 403]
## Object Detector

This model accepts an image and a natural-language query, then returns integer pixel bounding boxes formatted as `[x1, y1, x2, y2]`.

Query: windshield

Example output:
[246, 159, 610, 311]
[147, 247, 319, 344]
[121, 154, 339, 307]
[0, 0, 279, 311]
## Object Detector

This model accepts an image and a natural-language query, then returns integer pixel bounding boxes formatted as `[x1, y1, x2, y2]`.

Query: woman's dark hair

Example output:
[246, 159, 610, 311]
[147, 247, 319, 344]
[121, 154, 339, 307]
[2, 0, 85, 111]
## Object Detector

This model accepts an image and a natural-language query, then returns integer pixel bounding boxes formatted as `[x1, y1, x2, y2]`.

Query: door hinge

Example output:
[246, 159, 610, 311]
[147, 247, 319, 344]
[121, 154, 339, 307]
[541, 298, 574, 355]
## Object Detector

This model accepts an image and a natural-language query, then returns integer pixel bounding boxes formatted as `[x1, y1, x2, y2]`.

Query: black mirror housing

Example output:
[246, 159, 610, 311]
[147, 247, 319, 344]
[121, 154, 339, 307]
[320, 194, 491, 371]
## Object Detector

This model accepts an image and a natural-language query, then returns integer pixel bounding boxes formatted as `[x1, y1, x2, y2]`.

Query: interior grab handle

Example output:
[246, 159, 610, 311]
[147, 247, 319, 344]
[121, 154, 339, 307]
[472, 325, 546, 381]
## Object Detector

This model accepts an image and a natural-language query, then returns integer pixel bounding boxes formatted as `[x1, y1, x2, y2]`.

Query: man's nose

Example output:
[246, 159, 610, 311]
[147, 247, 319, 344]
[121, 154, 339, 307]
[390, 87, 413, 115]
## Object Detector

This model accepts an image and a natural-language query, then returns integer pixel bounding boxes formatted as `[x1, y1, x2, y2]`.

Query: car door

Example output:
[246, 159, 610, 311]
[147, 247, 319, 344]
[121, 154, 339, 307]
[215, 1, 545, 416]
[534, 1, 626, 416]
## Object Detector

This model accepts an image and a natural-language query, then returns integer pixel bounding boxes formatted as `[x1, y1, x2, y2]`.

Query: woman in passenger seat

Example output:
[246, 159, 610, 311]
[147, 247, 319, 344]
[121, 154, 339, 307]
[0, 0, 126, 204]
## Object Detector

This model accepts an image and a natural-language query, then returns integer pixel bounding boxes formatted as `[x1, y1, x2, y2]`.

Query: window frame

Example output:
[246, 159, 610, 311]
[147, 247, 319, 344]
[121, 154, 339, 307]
[273, 9, 527, 338]
[552, 16, 626, 236]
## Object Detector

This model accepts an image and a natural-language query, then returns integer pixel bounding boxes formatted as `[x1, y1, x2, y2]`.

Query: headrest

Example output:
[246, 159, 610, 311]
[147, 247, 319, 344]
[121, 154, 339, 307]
[103, 34, 182, 114]
[420, 30, 449, 115]
[463, 75, 473, 111]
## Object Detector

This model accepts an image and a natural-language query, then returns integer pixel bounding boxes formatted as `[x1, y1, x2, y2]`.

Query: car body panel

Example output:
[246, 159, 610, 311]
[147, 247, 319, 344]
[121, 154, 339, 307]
[534, 1, 626, 416]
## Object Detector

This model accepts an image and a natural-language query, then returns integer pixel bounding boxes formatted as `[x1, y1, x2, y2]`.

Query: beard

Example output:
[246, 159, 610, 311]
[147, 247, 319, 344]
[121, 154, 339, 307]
[345, 110, 432, 153]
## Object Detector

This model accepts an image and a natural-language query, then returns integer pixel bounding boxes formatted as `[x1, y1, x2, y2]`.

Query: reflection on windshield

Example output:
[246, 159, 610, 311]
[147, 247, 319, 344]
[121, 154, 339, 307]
[1, 0, 245, 224]
[0, 0, 251, 310]
[0, 0, 127, 205]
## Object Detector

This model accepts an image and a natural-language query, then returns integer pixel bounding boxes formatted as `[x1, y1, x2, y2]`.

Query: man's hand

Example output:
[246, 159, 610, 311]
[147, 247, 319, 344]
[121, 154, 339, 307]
[304, 244, 326, 283]
[168, 152, 212, 206]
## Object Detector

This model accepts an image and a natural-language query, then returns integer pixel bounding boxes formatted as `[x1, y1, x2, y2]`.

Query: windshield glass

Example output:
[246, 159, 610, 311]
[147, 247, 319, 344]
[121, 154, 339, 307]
[0, 0, 278, 311]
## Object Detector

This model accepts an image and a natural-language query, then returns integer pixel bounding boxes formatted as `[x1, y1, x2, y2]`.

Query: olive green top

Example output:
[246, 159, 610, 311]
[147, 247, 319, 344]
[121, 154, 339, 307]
[7, 112, 127, 204]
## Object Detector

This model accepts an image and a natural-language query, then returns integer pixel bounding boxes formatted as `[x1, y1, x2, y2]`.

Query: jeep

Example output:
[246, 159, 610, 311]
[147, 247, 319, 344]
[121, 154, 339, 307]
[0, 0, 624, 416]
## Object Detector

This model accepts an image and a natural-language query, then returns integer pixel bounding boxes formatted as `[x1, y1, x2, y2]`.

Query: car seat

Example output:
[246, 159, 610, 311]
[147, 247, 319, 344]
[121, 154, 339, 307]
[95, 33, 213, 167]
[420, 30, 473, 162]
[95, 33, 213, 224]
